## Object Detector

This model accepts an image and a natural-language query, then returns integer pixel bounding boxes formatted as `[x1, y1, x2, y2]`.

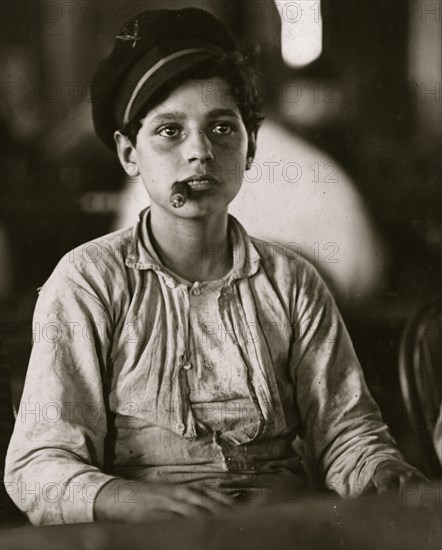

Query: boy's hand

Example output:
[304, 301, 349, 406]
[361, 460, 428, 496]
[94, 479, 235, 522]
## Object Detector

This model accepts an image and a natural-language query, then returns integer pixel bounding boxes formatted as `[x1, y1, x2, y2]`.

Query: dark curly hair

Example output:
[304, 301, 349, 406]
[120, 52, 264, 146]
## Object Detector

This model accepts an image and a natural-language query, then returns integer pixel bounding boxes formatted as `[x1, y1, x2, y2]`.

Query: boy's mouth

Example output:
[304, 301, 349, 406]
[170, 175, 219, 208]
[186, 179, 213, 191]
[181, 174, 219, 191]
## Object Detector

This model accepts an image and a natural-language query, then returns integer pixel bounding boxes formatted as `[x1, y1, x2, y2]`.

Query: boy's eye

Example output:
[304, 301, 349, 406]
[212, 122, 234, 135]
[157, 125, 180, 138]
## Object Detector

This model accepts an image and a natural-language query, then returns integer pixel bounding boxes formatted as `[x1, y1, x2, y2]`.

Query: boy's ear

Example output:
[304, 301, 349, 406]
[246, 131, 257, 170]
[114, 130, 140, 177]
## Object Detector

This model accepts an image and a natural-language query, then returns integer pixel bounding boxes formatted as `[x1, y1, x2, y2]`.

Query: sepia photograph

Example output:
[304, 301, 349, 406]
[0, 0, 441, 548]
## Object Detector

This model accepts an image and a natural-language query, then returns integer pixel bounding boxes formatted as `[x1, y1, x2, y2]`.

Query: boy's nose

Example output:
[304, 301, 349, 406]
[185, 130, 214, 164]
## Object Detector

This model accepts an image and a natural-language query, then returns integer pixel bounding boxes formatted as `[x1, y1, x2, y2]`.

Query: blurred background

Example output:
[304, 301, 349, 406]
[0, 0, 441, 472]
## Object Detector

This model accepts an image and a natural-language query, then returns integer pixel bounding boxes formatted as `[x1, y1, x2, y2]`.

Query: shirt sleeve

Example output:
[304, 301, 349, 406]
[289, 261, 405, 497]
[4, 255, 120, 525]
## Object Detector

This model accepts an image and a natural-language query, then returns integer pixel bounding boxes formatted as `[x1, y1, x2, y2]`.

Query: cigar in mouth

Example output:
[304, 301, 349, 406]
[170, 181, 188, 208]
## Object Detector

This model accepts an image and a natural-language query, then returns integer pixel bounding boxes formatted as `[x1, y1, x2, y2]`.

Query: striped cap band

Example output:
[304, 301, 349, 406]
[122, 48, 216, 125]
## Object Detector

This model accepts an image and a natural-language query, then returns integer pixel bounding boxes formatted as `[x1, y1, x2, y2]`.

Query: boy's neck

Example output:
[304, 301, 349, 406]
[148, 207, 232, 283]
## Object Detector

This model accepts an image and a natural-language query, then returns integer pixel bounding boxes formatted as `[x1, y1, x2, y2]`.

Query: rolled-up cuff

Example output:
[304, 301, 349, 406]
[61, 471, 119, 524]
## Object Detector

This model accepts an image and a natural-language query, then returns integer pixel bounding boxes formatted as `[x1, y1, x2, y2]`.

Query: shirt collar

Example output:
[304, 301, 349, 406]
[125, 207, 260, 285]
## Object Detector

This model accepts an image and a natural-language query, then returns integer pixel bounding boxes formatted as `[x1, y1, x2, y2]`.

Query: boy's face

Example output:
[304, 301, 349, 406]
[115, 77, 250, 219]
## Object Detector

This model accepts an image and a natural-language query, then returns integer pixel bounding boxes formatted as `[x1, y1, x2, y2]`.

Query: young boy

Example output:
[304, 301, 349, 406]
[5, 8, 425, 525]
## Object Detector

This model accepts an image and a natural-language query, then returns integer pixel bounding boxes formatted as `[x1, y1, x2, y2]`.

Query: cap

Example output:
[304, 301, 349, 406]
[91, 8, 237, 149]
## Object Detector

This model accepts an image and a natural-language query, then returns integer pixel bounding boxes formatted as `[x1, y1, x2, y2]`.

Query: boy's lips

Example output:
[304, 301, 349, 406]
[180, 174, 219, 191]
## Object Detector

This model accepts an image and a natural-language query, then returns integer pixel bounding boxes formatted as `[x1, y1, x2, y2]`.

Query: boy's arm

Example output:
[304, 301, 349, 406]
[288, 263, 420, 497]
[5, 253, 235, 524]
[4, 255, 119, 525]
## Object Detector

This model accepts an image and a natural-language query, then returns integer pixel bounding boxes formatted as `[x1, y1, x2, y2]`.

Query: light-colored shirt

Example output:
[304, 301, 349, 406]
[5, 209, 404, 525]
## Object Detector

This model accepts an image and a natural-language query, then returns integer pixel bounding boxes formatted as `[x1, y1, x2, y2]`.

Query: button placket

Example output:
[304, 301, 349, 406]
[174, 285, 197, 438]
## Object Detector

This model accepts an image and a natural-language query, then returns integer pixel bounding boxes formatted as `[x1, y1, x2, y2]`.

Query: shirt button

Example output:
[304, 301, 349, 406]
[176, 422, 185, 433]
[192, 287, 202, 296]
[182, 362, 192, 370]
[165, 277, 176, 288]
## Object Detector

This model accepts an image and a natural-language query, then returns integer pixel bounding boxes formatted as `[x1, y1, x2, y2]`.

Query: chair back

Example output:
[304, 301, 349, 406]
[399, 299, 442, 478]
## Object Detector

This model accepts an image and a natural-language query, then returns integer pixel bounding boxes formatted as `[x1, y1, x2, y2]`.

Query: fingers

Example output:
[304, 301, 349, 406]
[360, 462, 428, 499]
[376, 477, 401, 494]
[164, 499, 211, 518]
[373, 466, 427, 495]
[179, 484, 235, 513]
[130, 482, 240, 521]
[359, 479, 376, 496]
[408, 471, 430, 484]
